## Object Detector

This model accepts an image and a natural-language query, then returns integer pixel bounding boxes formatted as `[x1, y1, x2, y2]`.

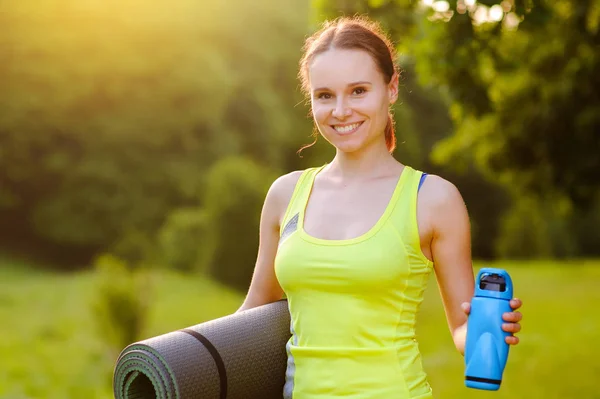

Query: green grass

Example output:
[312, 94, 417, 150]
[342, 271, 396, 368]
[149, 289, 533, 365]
[1, 258, 599, 398]
[0, 259, 242, 399]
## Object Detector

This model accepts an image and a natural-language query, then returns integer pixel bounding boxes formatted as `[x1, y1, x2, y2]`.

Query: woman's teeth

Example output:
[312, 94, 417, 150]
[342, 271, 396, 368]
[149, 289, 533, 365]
[333, 122, 361, 134]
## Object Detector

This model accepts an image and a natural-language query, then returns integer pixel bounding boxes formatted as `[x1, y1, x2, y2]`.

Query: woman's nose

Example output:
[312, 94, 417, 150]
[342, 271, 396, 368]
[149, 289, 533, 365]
[332, 98, 351, 119]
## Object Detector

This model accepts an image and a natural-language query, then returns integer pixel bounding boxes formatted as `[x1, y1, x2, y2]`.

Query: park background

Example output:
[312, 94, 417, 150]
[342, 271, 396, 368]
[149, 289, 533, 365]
[1, 0, 599, 398]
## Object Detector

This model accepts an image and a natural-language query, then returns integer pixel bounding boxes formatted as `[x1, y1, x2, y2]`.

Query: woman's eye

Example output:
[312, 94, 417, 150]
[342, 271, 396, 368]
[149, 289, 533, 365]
[317, 93, 332, 100]
[353, 87, 366, 95]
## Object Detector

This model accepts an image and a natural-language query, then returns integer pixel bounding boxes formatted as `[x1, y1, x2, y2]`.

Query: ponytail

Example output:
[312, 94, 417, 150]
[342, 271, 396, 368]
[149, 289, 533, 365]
[384, 112, 396, 153]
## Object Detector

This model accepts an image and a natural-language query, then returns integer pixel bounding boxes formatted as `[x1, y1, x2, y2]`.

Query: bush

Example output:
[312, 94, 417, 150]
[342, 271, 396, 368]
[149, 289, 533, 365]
[495, 195, 577, 259]
[571, 199, 600, 257]
[157, 207, 210, 273]
[110, 228, 159, 267]
[92, 254, 152, 354]
[203, 157, 278, 291]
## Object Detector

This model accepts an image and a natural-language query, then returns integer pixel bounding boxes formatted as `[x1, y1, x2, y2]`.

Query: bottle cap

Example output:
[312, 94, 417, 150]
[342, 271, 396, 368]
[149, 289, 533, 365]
[475, 268, 513, 300]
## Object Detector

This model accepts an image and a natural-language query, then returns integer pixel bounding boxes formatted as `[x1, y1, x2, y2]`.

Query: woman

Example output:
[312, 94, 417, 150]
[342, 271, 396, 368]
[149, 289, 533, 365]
[237, 16, 523, 399]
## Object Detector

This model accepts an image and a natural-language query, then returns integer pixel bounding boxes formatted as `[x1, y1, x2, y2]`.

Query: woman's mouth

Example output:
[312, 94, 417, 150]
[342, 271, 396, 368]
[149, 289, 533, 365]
[332, 121, 363, 135]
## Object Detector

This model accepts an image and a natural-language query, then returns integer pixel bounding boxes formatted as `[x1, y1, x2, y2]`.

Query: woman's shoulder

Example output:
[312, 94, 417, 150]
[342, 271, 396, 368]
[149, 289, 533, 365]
[264, 168, 313, 218]
[270, 170, 305, 198]
[418, 173, 467, 218]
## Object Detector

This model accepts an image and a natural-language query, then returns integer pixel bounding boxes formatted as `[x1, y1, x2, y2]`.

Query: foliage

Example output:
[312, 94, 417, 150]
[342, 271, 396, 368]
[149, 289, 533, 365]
[0, 0, 311, 266]
[203, 157, 279, 290]
[92, 254, 151, 353]
[1, 0, 231, 248]
[418, 0, 600, 210]
[495, 195, 578, 258]
[157, 207, 210, 273]
[1, 0, 599, 270]
[420, 0, 600, 257]
[571, 200, 600, 257]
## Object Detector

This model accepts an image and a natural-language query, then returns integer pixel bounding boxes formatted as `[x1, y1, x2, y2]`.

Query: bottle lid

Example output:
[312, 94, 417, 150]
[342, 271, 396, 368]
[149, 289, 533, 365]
[475, 268, 513, 300]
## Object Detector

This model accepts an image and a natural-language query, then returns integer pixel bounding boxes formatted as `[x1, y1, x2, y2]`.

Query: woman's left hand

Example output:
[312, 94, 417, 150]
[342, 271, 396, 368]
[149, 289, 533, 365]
[461, 298, 523, 345]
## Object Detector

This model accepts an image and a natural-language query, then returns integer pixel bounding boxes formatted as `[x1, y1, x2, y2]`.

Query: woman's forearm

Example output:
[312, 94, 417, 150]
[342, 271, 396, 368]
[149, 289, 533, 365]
[453, 322, 468, 356]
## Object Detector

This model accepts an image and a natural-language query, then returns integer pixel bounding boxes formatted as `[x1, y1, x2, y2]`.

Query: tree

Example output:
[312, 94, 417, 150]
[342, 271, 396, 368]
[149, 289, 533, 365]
[0, 0, 310, 266]
[202, 157, 278, 290]
[418, 0, 600, 209]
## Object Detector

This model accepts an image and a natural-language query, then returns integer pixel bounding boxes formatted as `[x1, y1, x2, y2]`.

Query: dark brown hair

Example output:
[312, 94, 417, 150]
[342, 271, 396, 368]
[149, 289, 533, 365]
[298, 16, 399, 154]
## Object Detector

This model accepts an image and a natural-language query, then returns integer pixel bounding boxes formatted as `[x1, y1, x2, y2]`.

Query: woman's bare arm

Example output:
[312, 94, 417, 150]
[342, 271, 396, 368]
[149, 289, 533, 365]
[422, 175, 523, 354]
[420, 176, 475, 354]
[236, 171, 303, 312]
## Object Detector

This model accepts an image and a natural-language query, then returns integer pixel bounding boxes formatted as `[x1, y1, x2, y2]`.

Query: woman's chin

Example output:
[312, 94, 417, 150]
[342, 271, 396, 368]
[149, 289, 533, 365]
[323, 130, 380, 154]
[332, 139, 365, 154]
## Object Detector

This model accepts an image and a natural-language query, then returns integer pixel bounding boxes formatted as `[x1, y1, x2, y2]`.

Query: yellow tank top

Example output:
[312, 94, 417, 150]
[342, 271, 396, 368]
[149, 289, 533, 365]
[274, 164, 434, 399]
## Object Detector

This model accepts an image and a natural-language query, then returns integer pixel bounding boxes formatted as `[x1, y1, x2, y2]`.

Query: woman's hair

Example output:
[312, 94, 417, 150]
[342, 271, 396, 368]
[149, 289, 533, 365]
[298, 16, 399, 154]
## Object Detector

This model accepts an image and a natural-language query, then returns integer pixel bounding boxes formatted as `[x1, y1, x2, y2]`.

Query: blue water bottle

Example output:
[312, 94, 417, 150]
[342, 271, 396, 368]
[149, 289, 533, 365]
[465, 268, 513, 391]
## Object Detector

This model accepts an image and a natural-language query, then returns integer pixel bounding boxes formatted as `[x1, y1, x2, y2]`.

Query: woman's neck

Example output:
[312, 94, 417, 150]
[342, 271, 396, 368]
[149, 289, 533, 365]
[327, 138, 402, 182]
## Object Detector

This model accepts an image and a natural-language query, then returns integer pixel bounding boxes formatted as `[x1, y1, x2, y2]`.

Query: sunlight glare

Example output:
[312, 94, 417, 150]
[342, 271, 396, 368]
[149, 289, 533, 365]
[473, 5, 488, 24]
[432, 1, 450, 12]
[504, 12, 521, 29]
[489, 4, 504, 21]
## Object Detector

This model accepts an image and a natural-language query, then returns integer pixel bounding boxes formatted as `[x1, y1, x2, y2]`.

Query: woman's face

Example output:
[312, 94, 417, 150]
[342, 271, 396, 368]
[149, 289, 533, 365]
[308, 48, 398, 154]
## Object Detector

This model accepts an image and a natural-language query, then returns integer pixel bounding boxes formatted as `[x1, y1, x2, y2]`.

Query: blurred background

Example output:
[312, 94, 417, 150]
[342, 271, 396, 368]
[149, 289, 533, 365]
[1, 0, 599, 397]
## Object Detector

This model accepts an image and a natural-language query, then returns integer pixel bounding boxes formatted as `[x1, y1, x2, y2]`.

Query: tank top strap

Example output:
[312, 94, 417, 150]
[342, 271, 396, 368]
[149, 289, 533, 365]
[280, 165, 326, 239]
[389, 166, 433, 268]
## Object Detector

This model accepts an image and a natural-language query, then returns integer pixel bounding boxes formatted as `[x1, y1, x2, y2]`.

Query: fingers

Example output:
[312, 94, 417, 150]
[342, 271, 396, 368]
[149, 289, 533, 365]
[502, 322, 521, 334]
[461, 302, 471, 315]
[510, 298, 522, 310]
[505, 335, 519, 345]
[502, 311, 522, 323]
[502, 315, 521, 346]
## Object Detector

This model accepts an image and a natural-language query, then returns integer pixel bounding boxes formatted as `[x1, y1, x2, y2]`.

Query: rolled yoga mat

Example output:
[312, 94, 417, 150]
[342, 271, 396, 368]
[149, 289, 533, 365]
[113, 299, 291, 399]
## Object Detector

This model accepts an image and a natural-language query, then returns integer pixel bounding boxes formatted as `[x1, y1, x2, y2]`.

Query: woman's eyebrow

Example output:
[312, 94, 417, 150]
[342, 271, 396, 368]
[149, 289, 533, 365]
[347, 81, 372, 86]
[312, 81, 372, 92]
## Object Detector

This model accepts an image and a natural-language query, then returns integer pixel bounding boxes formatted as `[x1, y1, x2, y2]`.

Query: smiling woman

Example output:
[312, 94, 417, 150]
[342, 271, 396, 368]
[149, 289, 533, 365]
[297, 18, 399, 155]
[237, 15, 523, 399]
[306, 49, 396, 154]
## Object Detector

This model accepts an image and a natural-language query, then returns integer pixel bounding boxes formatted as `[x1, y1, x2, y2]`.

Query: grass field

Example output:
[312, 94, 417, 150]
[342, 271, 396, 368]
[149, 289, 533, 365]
[1, 257, 599, 398]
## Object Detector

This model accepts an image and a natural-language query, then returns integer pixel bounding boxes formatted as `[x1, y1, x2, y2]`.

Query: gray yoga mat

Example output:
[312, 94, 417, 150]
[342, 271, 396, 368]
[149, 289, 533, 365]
[113, 299, 291, 399]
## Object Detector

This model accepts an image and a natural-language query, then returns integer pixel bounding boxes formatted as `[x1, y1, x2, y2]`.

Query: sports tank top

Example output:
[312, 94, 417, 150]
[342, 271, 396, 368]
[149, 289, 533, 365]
[274, 164, 434, 399]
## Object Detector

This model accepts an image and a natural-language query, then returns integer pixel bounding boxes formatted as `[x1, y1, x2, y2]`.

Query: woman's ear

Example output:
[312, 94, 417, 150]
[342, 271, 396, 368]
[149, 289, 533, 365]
[388, 72, 399, 104]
